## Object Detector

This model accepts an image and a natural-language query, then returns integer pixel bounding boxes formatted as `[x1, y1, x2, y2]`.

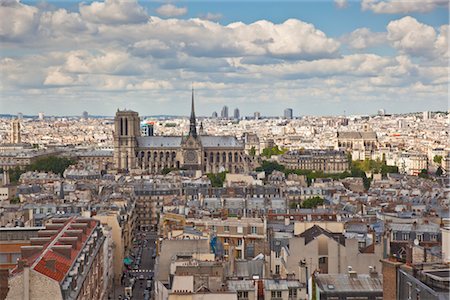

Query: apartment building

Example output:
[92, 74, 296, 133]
[92, 200, 137, 285]
[6, 217, 107, 300]
[0, 227, 42, 271]
[187, 217, 267, 259]
[279, 150, 349, 173]
[134, 182, 180, 230]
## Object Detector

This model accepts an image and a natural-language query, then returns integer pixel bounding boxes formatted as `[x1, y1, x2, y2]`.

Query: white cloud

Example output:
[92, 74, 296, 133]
[344, 27, 386, 50]
[435, 25, 449, 59]
[0, 1, 447, 115]
[79, 0, 148, 24]
[334, 0, 348, 9]
[44, 68, 76, 86]
[0, 0, 39, 41]
[126, 80, 173, 90]
[155, 4, 187, 17]
[199, 12, 222, 22]
[387, 16, 437, 57]
[362, 0, 448, 14]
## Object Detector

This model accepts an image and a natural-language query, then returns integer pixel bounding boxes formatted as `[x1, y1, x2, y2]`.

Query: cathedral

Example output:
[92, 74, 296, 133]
[113, 90, 251, 174]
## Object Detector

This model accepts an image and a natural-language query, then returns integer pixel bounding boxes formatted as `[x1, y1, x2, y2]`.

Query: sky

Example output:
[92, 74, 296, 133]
[0, 0, 448, 117]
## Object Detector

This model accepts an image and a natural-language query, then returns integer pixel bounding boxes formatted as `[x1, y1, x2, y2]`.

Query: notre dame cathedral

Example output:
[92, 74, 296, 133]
[113, 89, 251, 174]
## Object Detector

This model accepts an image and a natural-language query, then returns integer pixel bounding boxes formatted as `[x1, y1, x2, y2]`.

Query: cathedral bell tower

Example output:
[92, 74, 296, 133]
[113, 110, 140, 172]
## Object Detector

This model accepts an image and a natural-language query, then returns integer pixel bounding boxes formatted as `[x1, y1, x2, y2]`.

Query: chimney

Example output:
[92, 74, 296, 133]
[58, 237, 79, 249]
[51, 245, 72, 259]
[70, 223, 88, 233]
[45, 223, 64, 231]
[369, 266, 378, 278]
[23, 261, 30, 300]
[64, 229, 83, 240]
[381, 259, 402, 300]
[30, 237, 52, 246]
[37, 230, 58, 237]
[21, 246, 43, 259]
[348, 266, 357, 278]
[2, 170, 10, 186]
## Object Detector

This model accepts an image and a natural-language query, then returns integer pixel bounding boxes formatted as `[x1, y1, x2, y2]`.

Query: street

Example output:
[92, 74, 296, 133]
[112, 230, 157, 300]
[131, 230, 157, 300]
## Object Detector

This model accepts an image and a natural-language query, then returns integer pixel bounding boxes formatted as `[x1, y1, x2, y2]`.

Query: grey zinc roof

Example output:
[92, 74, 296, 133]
[234, 260, 264, 278]
[337, 131, 377, 140]
[315, 274, 383, 294]
[137, 136, 182, 148]
[228, 280, 255, 291]
[264, 279, 302, 290]
[199, 136, 243, 148]
[136, 135, 242, 148]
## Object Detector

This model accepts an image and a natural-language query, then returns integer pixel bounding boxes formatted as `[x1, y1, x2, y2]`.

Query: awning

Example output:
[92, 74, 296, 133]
[123, 257, 133, 265]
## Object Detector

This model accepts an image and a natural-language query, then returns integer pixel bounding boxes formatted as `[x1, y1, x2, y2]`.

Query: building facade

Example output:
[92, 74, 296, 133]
[113, 90, 251, 174]
[279, 150, 349, 173]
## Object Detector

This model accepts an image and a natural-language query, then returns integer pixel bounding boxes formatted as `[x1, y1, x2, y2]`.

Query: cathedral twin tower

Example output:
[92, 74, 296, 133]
[113, 89, 250, 174]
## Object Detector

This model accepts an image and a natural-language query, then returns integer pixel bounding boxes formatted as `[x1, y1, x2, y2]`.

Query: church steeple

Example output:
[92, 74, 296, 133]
[189, 86, 197, 138]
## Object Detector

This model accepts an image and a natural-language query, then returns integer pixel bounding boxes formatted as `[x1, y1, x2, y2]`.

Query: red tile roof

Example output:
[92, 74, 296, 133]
[13, 217, 98, 283]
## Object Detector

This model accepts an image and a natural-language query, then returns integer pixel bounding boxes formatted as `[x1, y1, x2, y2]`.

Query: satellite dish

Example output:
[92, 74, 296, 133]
[413, 239, 419, 246]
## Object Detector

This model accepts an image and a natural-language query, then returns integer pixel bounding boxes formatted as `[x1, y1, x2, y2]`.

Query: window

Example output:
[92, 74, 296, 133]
[289, 288, 297, 298]
[430, 234, 437, 241]
[224, 249, 229, 256]
[271, 291, 282, 299]
[237, 226, 243, 233]
[275, 251, 280, 258]
[237, 291, 248, 300]
[275, 265, 280, 274]
[402, 233, 410, 241]
[416, 234, 423, 242]
[251, 226, 257, 234]
[211, 225, 216, 232]
[237, 239, 243, 246]
[224, 226, 230, 232]
[224, 238, 229, 244]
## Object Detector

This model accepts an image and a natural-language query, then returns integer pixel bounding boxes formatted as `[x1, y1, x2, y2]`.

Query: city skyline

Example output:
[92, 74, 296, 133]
[0, 0, 448, 116]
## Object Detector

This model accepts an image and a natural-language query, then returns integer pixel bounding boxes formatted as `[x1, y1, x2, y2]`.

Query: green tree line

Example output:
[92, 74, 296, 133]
[1, 156, 76, 184]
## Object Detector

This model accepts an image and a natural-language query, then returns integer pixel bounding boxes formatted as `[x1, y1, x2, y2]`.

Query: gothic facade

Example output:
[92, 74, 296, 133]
[113, 90, 251, 174]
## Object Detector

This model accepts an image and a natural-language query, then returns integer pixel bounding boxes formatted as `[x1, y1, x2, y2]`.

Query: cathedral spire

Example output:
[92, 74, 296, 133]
[189, 85, 197, 138]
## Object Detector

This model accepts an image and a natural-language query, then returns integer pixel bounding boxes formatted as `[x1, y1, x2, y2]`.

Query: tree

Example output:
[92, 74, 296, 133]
[249, 146, 256, 157]
[436, 166, 443, 176]
[418, 169, 429, 178]
[261, 146, 287, 158]
[10, 197, 20, 204]
[301, 196, 324, 209]
[255, 161, 285, 174]
[207, 171, 227, 187]
[433, 155, 443, 165]
[26, 156, 76, 176]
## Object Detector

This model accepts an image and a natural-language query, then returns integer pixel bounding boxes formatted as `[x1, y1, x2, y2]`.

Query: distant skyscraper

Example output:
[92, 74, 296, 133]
[254, 112, 261, 120]
[17, 112, 23, 120]
[221, 106, 229, 119]
[233, 108, 240, 120]
[82, 111, 89, 119]
[212, 111, 218, 118]
[38, 112, 44, 121]
[284, 108, 293, 119]
[423, 111, 431, 120]
[11, 119, 21, 144]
